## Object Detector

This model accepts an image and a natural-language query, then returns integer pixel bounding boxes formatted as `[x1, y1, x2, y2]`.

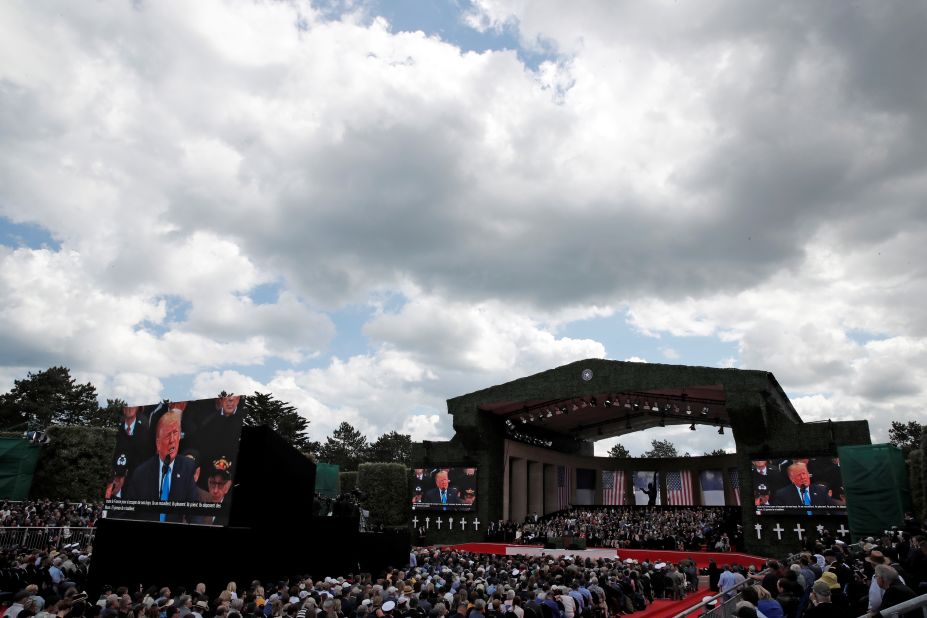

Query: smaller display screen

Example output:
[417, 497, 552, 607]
[411, 467, 477, 511]
[752, 457, 846, 516]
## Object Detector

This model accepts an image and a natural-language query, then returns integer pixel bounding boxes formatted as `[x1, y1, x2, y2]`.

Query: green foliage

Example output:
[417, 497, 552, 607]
[340, 471, 358, 493]
[641, 439, 678, 458]
[88, 398, 126, 429]
[704, 448, 728, 456]
[30, 426, 116, 500]
[366, 431, 412, 465]
[0, 367, 100, 430]
[357, 463, 408, 528]
[607, 443, 630, 458]
[242, 392, 318, 453]
[319, 422, 368, 471]
[890, 421, 924, 456]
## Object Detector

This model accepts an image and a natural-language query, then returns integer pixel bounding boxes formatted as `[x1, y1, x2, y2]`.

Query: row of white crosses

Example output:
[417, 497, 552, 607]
[412, 515, 480, 531]
[754, 523, 850, 541]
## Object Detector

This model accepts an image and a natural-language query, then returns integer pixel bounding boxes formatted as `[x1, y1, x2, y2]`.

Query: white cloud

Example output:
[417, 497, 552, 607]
[0, 0, 924, 456]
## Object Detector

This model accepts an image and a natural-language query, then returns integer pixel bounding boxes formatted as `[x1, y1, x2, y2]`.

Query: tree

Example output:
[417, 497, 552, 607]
[319, 422, 369, 471]
[242, 392, 318, 453]
[889, 421, 924, 456]
[641, 439, 678, 458]
[365, 431, 412, 466]
[607, 443, 631, 458]
[86, 398, 126, 429]
[0, 367, 99, 430]
[704, 448, 728, 456]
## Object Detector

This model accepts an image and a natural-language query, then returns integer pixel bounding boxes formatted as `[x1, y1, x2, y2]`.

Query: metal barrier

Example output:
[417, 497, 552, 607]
[0, 527, 95, 550]
[672, 574, 766, 618]
[857, 592, 927, 618]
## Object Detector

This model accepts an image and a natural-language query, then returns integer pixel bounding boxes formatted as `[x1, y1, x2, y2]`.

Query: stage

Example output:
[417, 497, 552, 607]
[446, 542, 768, 569]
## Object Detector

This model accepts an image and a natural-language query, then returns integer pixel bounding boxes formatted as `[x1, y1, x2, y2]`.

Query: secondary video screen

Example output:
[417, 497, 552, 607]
[411, 467, 477, 511]
[752, 457, 846, 515]
[103, 395, 244, 526]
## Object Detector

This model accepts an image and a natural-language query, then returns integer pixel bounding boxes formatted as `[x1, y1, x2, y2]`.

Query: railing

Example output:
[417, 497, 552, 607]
[0, 527, 95, 550]
[857, 593, 927, 618]
[672, 574, 766, 618]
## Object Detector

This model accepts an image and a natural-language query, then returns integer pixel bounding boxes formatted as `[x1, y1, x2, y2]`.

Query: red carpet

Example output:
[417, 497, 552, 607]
[447, 542, 768, 570]
[638, 589, 708, 618]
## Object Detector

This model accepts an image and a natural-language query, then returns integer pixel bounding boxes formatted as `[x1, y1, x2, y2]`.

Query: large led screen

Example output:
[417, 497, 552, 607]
[752, 457, 846, 515]
[632, 471, 661, 506]
[103, 395, 244, 525]
[411, 467, 477, 511]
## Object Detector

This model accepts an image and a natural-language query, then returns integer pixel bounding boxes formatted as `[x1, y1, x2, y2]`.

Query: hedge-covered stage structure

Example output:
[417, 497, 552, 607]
[413, 359, 906, 555]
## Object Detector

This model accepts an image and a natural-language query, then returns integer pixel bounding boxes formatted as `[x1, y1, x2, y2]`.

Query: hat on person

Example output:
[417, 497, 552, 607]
[208, 456, 232, 479]
[402, 586, 413, 595]
[381, 601, 396, 612]
[815, 572, 840, 590]
[701, 596, 717, 607]
[866, 550, 891, 565]
[194, 601, 210, 611]
[361, 600, 372, 607]
[157, 599, 174, 608]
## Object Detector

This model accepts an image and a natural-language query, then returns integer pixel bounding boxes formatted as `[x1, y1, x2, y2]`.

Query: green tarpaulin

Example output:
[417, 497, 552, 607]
[0, 438, 41, 499]
[839, 443, 911, 540]
[315, 462, 341, 498]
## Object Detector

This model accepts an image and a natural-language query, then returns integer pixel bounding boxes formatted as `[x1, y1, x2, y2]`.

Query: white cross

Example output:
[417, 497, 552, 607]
[816, 525, 824, 536]
[412, 516, 419, 528]
[425, 517, 431, 529]
[460, 518, 466, 530]
[436, 517, 443, 530]
[773, 524, 784, 541]
[754, 523, 763, 539]
[472, 517, 481, 530]
[837, 524, 848, 537]
[794, 524, 805, 541]
[448, 517, 455, 529]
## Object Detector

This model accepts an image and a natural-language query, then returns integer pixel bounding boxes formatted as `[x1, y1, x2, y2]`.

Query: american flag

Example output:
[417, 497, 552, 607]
[557, 464, 573, 510]
[729, 467, 741, 506]
[666, 470, 693, 505]
[602, 470, 625, 505]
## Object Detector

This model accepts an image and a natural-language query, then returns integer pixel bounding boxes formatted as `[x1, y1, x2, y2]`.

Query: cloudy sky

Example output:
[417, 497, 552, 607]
[1, 0, 925, 457]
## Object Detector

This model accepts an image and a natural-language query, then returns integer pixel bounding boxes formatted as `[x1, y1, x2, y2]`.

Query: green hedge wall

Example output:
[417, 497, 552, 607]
[357, 463, 408, 528]
[340, 471, 358, 493]
[30, 426, 116, 500]
[909, 449, 924, 522]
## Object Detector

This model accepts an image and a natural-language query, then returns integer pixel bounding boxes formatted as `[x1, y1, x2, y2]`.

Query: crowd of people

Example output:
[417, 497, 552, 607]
[0, 502, 924, 617]
[487, 507, 742, 552]
[0, 502, 100, 529]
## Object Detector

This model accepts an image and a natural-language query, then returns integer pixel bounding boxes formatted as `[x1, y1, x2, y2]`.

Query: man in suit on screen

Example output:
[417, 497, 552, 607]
[123, 409, 200, 521]
[772, 462, 838, 509]
[423, 470, 462, 505]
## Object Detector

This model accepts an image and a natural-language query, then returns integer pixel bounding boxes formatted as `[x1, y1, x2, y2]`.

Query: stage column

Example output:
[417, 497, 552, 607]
[511, 457, 528, 523]
[528, 461, 544, 519]
[544, 463, 557, 514]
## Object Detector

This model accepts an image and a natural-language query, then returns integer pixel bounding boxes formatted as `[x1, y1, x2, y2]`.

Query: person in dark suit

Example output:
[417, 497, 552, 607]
[874, 564, 917, 617]
[751, 460, 784, 506]
[423, 470, 462, 504]
[772, 463, 837, 508]
[114, 405, 150, 476]
[123, 409, 201, 521]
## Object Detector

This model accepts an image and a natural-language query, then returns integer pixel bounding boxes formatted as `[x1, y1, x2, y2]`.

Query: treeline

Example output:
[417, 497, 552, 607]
[0, 366, 411, 470]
